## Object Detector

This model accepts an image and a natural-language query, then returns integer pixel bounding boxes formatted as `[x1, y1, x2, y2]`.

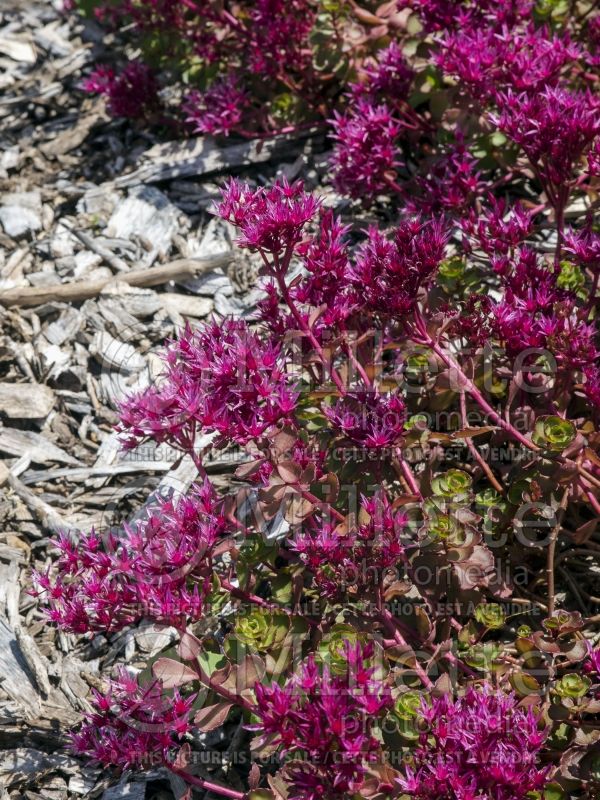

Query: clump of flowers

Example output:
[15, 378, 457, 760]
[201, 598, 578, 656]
[399, 685, 549, 800]
[251, 642, 392, 799]
[82, 62, 159, 119]
[117, 318, 298, 451]
[33, 482, 224, 632]
[292, 491, 406, 598]
[323, 390, 406, 449]
[492, 87, 600, 213]
[183, 76, 249, 137]
[71, 668, 195, 769]
[329, 101, 403, 202]
[436, 25, 578, 101]
[348, 218, 447, 316]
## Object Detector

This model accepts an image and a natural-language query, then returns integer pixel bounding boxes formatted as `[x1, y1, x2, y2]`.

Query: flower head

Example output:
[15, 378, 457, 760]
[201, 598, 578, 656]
[437, 25, 578, 101]
[71, 668, 195, 769]
[406, 138, 481, 216]
[292, 210, 354, 326]
[323, 389, 406, 449]
[564, 225, 600, 270]
[216, 178, 320, 255]
[348, 218, 447, 316]
[83, 62, 159, 119]
[351, 42, 414, 105]
[184, 75, 248, 136]
[398, 684, 548, 800]
[251, 641, 392, 800]
[118, 319, 298, 451]
[330, 100, 402, 202]
[33, 482, 224, 633]
[492, 87, 600, 192]
[292, 491, 406, 599]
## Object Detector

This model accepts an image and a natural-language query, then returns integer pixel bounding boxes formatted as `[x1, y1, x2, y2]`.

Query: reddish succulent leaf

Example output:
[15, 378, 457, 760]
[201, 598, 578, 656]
[177, 631, 202, 661]
[277, 460, 303, 484]
[194, 701, 233, 731]
[152, 657, 197, 688]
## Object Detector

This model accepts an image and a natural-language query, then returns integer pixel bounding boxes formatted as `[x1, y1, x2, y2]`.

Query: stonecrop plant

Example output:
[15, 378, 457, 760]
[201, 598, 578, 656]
[38, 1, 600, 799]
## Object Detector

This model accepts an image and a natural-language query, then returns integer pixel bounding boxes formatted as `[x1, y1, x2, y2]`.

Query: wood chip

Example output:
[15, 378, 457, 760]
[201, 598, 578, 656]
[0, 383, 55, 420]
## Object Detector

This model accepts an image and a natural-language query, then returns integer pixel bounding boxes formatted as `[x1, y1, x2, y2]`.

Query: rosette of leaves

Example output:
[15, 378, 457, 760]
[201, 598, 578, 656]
[431, 469, 473, 501]
[554, 673, 592, 700]
[318, 623, 368, 675]
[474, 602, 506, 630]
[557, 260, 585, 292]
[475, 487, 511, 535]
[463, 641, 503, 671]
[404, 351, 433, 387]
[531, 416, 577, 453]
[421, 510, 465, 545]
[527, 612, 588, 663]
[234, 609, 290, 653]
[387, 689, 425, 742]
[236, 535, 279, 590]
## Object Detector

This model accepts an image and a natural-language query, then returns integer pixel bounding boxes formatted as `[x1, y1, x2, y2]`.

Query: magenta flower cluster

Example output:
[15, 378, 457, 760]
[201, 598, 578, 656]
[71, 668, 195, 769]
[82, 62, 158, 119]
[118, 318, 298, 451]
[399, 685, 549, 800]
[184, 76, 248, 137]
[348, 218, 447, 317]
[252, 641, 392, 800]
[33, 482, 223, 632]
[292, 492, 406, 598]
[323, 390, 406, 449]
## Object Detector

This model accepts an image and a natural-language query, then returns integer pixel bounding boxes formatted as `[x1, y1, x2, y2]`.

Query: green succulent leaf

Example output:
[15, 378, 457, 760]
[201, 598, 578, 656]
[474, 603, 506, 630]
[431, 469, 473, 498]
[234, 609, 290, 653]
[554, 673, 591, 699]
[531, 416, 576, 452]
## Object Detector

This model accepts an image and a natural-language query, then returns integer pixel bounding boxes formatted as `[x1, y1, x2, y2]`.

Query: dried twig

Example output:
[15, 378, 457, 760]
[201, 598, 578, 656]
[0, 254, 233, 308]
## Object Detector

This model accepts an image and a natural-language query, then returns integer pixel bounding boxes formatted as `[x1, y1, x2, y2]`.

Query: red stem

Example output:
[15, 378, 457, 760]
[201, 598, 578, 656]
[167, 764, 245, 800]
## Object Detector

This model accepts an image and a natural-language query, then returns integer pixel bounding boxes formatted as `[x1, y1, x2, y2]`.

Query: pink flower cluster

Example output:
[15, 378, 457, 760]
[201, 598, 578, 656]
[329, 43, 416, 202]
[406, 139, 481, 216]
[399, 684, 548, 800]
[118, 318, 298, 451]
[217, 178, 320, 256]
[184, 76, 248, 137]
[492, 87, 600, 199]
[323, 390, 406, 449]
[33, 482, 223, 632]
[437, 25, 578, 101]
[348, 218, 447, 317]
[292, 492, 406, 598]
[350, 42, 414, 106]
[400, 0, 533, 33]
[460, 198, 534, 258]
[82, 62, 159, 119]
[251, 641, 391, 800]
[330, 101, 402, 202]
[71, 668, 195, 769]
[454, 242, 599, 370]
[245, 0, 315, 78]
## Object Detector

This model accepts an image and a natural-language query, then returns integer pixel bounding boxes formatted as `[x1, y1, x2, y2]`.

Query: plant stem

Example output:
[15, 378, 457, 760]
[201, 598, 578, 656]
[459, 391, 505, 494]
[547, 488, 570, 617]
[378, 607, 434, 689]
[416, 324, 539, 453]
[167, 764, 245, 800]
[268, 251, 347, 396]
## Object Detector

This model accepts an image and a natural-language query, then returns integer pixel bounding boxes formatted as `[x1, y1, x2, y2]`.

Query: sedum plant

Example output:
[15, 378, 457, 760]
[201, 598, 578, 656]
[35, 1, 600, 799]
